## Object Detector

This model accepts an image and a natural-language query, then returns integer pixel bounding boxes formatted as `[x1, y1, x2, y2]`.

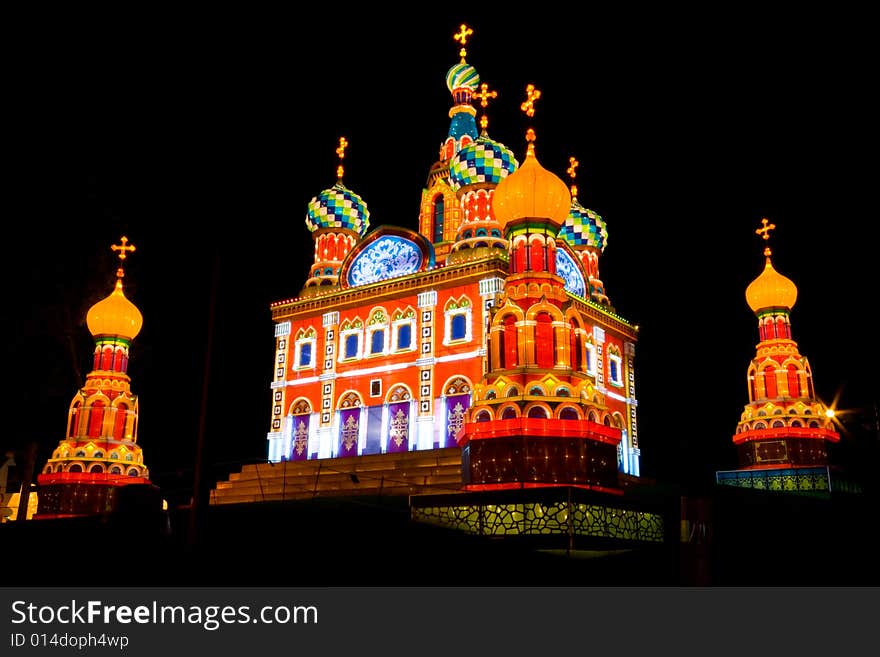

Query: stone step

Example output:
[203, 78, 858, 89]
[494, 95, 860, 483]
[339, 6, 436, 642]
[229, 451, 462, 483]
[230, 447, 461, 479]
[229, 461, 462, 484]
[216, 464, 462, 490]
[209, 484, 437, 506]
[212, 472, 463, 498]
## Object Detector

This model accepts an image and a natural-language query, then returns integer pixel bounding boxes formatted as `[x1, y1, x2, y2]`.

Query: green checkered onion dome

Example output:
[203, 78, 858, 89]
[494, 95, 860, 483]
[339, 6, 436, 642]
[306, 182, 370, 237]
[558, 200, 608, 252]
[446, 62, 480, 92]
[449, 137, 519, 191]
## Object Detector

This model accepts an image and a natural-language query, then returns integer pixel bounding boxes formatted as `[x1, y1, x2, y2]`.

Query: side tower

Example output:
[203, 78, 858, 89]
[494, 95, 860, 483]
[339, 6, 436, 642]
[37, 237, 154, 518]
[418, 24, 480, 263]
[717, 219, 841, 493]
[459, 89, 625, 492]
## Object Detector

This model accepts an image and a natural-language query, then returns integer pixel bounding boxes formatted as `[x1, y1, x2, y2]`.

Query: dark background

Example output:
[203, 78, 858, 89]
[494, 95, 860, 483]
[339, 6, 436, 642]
[5, 8, 878, 502]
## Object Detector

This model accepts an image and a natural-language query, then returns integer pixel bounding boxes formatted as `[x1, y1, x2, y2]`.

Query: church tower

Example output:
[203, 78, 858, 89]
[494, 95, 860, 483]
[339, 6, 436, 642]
[459, 88, 625, 492]
[717, 219, 841, 492]
[37, 237, 154, 517]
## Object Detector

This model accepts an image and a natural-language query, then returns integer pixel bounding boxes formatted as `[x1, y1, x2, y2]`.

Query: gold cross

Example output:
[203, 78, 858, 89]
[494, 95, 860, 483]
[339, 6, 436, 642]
[756, 217, 776, 241]
[454, 23, 473, 59]
[336, 136, 348, 181]
[111, 236, 136, 262]
[473, 82, 497, 108]
[756, 217, 776, 257]
[520, 84, 541, 118]
[567, 156, 579, 197]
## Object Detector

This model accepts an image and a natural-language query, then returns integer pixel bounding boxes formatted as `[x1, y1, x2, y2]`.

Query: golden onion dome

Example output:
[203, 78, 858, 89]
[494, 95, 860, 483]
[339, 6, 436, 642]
[493, 135, 571, 230]
[745, 255, 798, 313]
[86, 277, 143, 339]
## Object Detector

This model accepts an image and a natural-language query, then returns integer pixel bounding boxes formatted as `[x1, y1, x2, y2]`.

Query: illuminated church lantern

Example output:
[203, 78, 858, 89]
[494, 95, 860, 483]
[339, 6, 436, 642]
[716, 219, 841, 493]
[213, 24, 642, 507]
[37, 237, 155, 518]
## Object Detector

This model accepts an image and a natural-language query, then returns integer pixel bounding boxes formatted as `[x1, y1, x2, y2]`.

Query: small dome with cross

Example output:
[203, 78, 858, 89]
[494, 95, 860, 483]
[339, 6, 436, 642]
[86, 237, 143, 340]
[306, 182, 370, 237]
[558, 200, 608, 252]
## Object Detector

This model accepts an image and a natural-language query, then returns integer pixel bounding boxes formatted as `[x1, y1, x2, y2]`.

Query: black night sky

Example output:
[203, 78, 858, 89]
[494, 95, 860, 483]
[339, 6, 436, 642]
[5, 8, 878, 502]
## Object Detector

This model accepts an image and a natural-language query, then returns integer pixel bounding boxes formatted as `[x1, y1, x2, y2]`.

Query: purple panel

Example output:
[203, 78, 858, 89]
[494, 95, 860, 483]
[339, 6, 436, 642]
[338, 408, 360, 458]
[445, 394, 470, 447]
[387, 402, 410, 453]
[289, 415, 310, 461]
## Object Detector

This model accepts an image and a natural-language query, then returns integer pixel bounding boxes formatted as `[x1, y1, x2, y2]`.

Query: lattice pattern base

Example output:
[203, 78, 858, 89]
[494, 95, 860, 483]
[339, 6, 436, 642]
[412, 500, 664, 543]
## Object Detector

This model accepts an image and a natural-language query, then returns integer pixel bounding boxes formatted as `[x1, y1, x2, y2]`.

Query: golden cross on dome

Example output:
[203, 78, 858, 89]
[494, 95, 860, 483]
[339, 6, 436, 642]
[521, 84, 541, 118]
[473, 82, 497, 132]
[336, 136, 348, 181]
[454, 23, 473, 60]
[111, 236, 136, 262]
[567, 156, 579, 197]
[756, 217, 776, 257]
[110, 236, 135, 279]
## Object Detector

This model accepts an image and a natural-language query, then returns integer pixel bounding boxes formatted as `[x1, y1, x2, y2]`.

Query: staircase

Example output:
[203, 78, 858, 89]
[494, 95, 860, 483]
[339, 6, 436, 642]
[209, 448, 463, 505]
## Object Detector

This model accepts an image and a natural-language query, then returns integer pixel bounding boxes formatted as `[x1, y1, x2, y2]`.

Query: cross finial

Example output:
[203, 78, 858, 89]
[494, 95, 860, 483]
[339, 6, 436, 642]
[756, 217, 776, 257]
[336, 136, 348, 182]
[473, 82, 497, 133]
[111, 236, 136, 280]
[520, 84, 541, 118]
[567, 156, 579, 198]
[454, 23, 473, 61]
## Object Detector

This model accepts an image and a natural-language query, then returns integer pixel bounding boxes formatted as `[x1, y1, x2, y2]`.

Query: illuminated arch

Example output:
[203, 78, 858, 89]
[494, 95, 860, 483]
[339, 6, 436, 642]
[524, 403, 552, 419]
[386, 384, 412, 404]
[556, 405, 582, 420]
[288, 398, 312, 416]
[443, 376, 472, 396]
[336, 390, 363, 410]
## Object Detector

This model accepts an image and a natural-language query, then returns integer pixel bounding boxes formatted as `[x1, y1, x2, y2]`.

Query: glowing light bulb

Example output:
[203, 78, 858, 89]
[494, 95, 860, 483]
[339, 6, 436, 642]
[825, 408, 835, 419]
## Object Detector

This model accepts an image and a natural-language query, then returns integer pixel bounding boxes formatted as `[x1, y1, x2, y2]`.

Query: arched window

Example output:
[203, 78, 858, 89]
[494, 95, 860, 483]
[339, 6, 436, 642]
[370, 329, 385, 355]
[556, 387, 570, 397]
[559, 407, 579, 420]
[503, 315, 518, 368]
[89, 464, 103, 474]
[527, 406, 548, 419]
[791, 420, 802, 427]
[113, 404, 127, 441]
[87, 401, 105, 438]
[529, 238, 545, 271]
[69, 464, 83, 473]
[128, 468, 139, 477]
[451, 315, 467, 341]
[485, 390, 497, 400]
[787, 365, 800, 398]
[432, 195, 445, 243]
[110, 466, 122, 475]
[763, 366, 777, 399]
[396, 324, 412, 350]
[569, 323, 582, 370]
[529, 386, 544, 396]
[535, 312, 554, 368]
[475, 410, 491, 423]
[501, 406, 517, 420]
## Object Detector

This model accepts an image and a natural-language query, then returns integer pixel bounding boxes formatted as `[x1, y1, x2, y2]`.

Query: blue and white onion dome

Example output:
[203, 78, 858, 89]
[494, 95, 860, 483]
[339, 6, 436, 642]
[446, 61, 480, 93]
[558, 199, 608, 252]
[306, 182, 370, 237]
[448, 136, 519, 191]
